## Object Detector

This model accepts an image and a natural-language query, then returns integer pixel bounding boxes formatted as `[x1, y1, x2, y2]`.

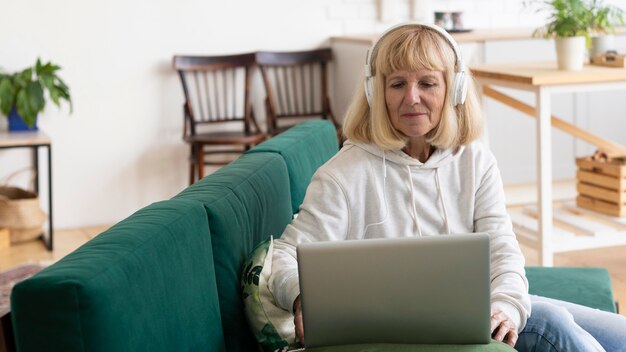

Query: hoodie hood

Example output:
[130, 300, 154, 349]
[346, 140, 463, 169]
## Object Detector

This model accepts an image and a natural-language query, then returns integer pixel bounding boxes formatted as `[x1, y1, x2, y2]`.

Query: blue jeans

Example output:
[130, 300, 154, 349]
[515, 295, 626, 352]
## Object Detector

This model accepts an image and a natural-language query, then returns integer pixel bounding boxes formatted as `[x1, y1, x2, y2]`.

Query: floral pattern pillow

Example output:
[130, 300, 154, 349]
[241, 236, 296, 352]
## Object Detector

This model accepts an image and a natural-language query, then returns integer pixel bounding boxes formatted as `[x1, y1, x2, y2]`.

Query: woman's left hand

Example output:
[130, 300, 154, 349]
[490, 309, 518, 347]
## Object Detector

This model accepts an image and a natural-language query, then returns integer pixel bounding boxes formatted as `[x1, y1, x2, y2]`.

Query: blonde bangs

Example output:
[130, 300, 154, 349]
[375, 30, 451, 78]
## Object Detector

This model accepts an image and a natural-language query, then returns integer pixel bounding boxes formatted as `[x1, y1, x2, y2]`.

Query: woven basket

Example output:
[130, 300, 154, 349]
[0, 186, 46, 243]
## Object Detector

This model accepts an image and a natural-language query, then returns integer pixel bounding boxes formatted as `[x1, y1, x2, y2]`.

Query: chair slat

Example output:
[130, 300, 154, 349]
[283, 67, 291, 115]
[213, 70, 220, 121]
[273, 68, 285, 115]
[192, 72, 206, 122]
[202, 71, 212, 121]
[299, 65, 306, 115]
[290, 66, 299, 114]
[321, 63, 328, 118]
[231, 68, 236, 120]
[309, 64, 314, 113]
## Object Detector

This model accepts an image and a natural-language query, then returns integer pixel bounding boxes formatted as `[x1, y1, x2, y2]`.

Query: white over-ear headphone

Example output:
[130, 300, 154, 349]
[364, 22, 468, 107]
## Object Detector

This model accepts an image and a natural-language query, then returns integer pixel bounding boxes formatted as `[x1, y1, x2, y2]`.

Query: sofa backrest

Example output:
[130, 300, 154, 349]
[247, 120, 339, 214]
[173, 152, 293, 351]
[11, 199, 223, 351]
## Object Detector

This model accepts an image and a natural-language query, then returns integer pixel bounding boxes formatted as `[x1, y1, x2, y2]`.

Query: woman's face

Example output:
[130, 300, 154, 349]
[384, 69, 446, 139]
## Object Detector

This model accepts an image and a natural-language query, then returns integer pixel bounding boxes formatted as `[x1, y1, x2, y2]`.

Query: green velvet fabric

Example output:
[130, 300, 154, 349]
[306, 340, 514, 352]
[247, 120, 339, 214]
[526, 266, 616, 313]
[174, 152, 293, 352]
[11, 199, 223, 352]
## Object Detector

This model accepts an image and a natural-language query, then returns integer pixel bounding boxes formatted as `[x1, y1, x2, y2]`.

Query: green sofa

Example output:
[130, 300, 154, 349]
[10, 120, 616, 351]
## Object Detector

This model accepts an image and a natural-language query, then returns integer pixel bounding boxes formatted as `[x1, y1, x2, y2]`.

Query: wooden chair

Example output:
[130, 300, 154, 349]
[173, 54, 267, 184]
[256, 48, 342, 142]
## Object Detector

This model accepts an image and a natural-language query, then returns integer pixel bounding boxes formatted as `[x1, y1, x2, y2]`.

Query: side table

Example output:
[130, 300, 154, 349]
[0, 131, 53, 250]
[471, 61, 626, 266]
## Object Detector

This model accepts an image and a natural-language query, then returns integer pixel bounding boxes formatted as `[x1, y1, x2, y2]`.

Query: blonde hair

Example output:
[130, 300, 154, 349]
[343, 24, 483, 150]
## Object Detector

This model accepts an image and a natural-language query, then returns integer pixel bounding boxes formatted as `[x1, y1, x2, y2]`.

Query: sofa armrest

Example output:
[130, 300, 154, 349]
[526, 266, 616, 313]
[11, 199, 224, 352]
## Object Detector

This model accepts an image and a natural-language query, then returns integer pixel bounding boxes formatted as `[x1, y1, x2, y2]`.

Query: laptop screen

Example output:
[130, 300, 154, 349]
[297, 233, 491, 347]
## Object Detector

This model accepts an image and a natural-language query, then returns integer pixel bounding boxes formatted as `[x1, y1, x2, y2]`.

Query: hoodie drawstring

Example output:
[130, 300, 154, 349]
[435, 168, 451, 235]
[363, 151, 389, 236]
[406, 165, 423, 237]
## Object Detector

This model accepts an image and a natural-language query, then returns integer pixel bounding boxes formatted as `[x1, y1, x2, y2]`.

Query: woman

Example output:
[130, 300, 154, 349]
[269, 23, 626, 351]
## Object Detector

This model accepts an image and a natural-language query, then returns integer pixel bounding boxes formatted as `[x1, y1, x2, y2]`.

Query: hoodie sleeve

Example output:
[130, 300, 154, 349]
[474, 155, 531, 331]
[269, 168, 350, 312]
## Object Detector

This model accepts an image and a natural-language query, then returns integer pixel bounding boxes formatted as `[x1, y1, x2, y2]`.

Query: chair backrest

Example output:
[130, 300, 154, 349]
[256, 48, 338, 135]
[173, 53, 260, 137]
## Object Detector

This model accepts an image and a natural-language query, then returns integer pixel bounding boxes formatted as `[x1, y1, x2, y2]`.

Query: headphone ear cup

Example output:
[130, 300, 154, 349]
[453, 71, 468, 106]
[365, 76, 374, 107]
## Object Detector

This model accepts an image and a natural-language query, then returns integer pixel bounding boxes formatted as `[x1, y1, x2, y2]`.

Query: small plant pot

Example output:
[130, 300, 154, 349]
[7, 107, 38, 132]
[591, 35, 616, 57]
[555, 36, 586, 71]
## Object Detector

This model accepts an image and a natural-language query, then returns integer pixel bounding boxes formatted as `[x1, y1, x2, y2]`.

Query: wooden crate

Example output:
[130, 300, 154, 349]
[0, 228, 9, 250]
[576, 157, 626, 217]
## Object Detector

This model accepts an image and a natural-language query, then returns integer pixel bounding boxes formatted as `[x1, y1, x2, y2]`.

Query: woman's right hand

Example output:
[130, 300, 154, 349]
[293, 295, 305, 346]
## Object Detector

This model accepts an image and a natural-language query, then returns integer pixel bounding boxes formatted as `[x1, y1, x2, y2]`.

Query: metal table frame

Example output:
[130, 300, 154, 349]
[0, 132, 53, 250]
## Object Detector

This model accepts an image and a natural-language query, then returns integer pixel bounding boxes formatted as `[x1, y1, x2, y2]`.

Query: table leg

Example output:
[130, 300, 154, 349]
[31, 147, 39, 194]
[536, 89, 553, 266]
[47, 145, 53, 251]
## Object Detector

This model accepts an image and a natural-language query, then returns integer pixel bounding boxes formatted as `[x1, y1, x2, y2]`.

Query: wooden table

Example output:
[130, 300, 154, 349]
[471, 62, 626, 266]
[0, 131, 53, 250]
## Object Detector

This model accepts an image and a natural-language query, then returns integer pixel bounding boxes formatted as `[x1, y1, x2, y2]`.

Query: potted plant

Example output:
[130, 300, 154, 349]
[588, 0, 625, 56]
[0, 58, 71, 131]
[529, 0, 594, 70]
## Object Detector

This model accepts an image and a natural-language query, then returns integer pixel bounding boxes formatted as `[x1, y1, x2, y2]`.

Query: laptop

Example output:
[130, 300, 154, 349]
[296, 233, 490, 348]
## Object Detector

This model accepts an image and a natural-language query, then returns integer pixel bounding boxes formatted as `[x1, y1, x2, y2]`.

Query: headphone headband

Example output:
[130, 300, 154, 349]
[364, 22, 468, 106]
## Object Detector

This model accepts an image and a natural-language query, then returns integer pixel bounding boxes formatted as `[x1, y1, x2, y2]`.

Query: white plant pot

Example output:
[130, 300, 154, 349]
[555, 36, 586, 71]
[591, 35, 616, 57]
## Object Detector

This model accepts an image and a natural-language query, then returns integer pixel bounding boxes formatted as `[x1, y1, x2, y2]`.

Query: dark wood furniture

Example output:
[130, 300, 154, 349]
[173, 54, 267, 184]
[256, 49, 341, 141]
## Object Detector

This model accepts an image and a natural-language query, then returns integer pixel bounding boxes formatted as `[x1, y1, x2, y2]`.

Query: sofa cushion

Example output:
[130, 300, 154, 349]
[11, 199, 223, 351]
[241, 236, 296, 352]
[247, 120, 339, 214]
[526, 266, 616, 313]
[174, 152, 293, 351]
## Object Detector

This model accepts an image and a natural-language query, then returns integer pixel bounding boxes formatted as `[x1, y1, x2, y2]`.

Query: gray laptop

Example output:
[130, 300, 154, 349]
[296, 233, 490, 348]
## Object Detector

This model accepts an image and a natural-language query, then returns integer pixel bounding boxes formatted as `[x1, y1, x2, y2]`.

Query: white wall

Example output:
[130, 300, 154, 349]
[1, 0, 625, 229]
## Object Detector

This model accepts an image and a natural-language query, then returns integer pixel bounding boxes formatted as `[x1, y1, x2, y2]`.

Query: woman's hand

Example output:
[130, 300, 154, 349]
[293, 295, 305, 346]
[490, 309, 518, 347]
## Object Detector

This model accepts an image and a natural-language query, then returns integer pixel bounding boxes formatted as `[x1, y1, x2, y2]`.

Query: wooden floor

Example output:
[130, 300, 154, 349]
[0, 225, 110, 272]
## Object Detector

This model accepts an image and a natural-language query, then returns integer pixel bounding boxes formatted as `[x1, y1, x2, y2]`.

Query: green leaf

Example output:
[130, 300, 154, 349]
[40, 73, 55, 93]
[26, 81, 45, 113]
[0, 78, 15, 115]
[49, 86, 60, 106]
[35, 58, 42, 75]
[19, 68, 32, 84]
[16, 89, 37, 127]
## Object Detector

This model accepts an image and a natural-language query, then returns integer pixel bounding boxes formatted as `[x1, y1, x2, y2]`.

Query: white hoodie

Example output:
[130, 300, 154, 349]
[269, 140, 531, 331]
